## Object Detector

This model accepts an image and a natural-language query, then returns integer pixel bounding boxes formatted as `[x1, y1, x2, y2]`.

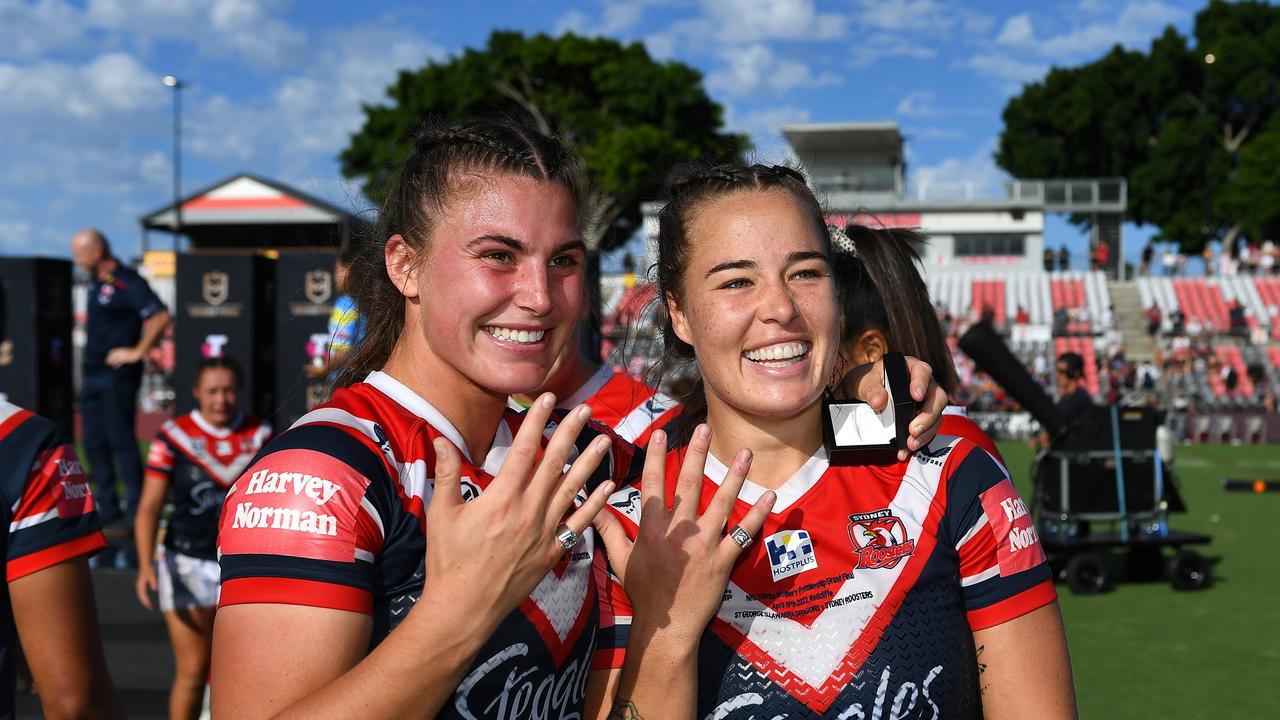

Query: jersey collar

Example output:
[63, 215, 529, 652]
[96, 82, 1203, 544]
[561, 365, 614, 409]
[190, 409, 241, 438]
[703, 445, 830, 514]
[365, 370, 513, 474]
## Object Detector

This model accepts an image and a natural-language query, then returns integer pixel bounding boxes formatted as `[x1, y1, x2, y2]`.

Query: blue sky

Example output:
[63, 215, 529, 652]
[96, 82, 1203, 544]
[0, 0, 1209, 268]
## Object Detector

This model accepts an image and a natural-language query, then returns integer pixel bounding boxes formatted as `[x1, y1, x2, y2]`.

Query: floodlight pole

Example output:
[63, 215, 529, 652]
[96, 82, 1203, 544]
[163, 75, 184, 253]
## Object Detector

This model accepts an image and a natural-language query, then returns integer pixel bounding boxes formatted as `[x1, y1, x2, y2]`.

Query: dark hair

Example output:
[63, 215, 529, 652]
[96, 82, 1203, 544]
[833, 224, 959, 395]
[194, 356, 243, 389]
[654, 162, 832, 443]
[337, 242, 360, 270]
[335, 119, 589, 389]
[1058, 352, 1084, 380]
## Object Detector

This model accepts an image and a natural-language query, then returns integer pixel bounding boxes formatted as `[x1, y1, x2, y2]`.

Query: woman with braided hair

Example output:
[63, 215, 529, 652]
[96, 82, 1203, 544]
[593, 162, 1075, 719]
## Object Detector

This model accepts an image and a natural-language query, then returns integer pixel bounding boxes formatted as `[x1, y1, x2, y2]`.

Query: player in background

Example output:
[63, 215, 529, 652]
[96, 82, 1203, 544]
[134, 357, 270, 720]
[511, 336, 680, 447]
[832, 223, 1005, 463]
[594, 163, 1076, 719]
[0, 401, 122, 719]
[306, 247, 366, 383]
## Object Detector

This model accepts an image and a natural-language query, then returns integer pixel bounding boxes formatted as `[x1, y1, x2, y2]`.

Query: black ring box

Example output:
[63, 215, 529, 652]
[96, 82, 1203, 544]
[822, 352, 914, 466]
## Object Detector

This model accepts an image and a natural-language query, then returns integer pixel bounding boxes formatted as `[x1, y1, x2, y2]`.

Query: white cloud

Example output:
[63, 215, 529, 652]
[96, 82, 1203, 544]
[965, 52, 1049, 90]
[730, 105, 811, 164]
[897, 90, 940, 117]
[556, 0, 664, 36]
[1032, 1, 1185, 60]
[996, 13, 1035, 46]
[846, 35, 937, 68]
[703, 0, 847, 42]
[87, 0, 306, 67]
[0, 0, 86, 59]
[854, 0, 989, 36]
[0, 52, 162, 119]
[909, 142, 1007, 201]
[707, 44, 839, 97]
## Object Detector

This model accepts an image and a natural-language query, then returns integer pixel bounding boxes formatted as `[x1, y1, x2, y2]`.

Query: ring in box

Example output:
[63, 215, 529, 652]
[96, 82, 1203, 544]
[823, 352, 915, 465]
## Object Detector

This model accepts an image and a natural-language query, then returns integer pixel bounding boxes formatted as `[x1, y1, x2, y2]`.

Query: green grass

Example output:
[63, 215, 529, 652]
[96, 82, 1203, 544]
[998, 441, 1280, 718]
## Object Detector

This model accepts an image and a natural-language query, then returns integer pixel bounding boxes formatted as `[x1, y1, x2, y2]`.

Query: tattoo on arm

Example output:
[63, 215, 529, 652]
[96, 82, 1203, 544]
[976, 643, 990, 696]
[608, 701, 645, 720]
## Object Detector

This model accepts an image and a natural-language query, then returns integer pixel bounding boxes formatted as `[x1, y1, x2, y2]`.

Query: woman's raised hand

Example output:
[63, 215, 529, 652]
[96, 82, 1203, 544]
[595, 424, 775, 642]
[424, 393, 616, 616]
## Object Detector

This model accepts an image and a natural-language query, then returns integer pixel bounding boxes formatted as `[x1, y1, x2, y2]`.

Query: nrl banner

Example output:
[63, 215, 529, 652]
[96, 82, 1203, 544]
[174, 253, 276, 419]
[274, 252, 339, 428]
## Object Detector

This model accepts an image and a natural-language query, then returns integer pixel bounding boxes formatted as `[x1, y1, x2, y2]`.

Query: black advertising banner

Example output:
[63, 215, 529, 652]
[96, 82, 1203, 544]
[173, 254, 275, 419]
[274, 251, 338, 428]
[0, 258, 74, 435]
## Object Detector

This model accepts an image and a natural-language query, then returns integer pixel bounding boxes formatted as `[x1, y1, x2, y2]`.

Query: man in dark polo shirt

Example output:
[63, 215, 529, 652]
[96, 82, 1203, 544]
[1055, 352, 1093, 427]
[71, 229, 170, 526]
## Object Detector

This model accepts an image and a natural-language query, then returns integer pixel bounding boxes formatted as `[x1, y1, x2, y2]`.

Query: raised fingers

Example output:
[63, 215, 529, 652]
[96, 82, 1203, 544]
[702, 448, 752, 534]
[427, 437, 464, 518]
[672, 424, 711, 518]
[639, 429, 669, 517]
[529, 403, 594, 502]
[490, 393, 557, 494]
[718, 490, 777, 564]
[545, 433, 611, 525]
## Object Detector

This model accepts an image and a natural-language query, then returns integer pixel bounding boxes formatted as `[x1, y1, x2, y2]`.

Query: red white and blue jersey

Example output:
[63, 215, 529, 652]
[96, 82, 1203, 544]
[524, 366, 680, 448]
[0, 402, 106, 718]
[939, 406, 1004, 464]
[217, 371, 636, 719]
[605, 435, 1055, 719]
[145, 411, 271, 560]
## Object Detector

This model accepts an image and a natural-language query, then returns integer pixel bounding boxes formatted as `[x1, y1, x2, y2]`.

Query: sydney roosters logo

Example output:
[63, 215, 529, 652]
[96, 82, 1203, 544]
[847, 509, 915, 569]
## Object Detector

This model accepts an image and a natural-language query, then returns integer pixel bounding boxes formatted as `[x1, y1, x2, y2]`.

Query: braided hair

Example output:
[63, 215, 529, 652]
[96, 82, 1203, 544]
[334, 119, 589, 389]
[653, 162, 832, 444]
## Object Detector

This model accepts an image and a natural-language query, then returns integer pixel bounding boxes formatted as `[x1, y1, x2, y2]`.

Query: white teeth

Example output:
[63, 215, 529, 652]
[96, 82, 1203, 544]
[486, 326, 545, 344]
[744, 342, 810, 364]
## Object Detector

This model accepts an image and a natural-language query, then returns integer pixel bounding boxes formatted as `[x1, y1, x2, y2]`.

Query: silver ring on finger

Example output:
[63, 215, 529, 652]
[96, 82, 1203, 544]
[728, 525, 753, 549]
[555, 524, 580, 551]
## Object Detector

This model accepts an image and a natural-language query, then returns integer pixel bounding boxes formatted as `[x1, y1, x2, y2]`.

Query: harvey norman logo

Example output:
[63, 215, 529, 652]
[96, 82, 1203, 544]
[228, 468, 342, 537]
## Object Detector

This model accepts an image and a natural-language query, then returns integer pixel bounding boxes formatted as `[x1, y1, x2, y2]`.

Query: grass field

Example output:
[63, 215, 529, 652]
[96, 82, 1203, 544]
[997, 441, 1280, 718]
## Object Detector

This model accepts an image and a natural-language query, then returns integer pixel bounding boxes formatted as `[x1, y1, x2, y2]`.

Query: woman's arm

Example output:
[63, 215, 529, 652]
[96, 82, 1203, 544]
[132, 477, 167, 609]
[212, 394, 616, 720]
[971, 602, 1078, 720]
[594, 426, 774, 719]
[12, 559, 123, 719]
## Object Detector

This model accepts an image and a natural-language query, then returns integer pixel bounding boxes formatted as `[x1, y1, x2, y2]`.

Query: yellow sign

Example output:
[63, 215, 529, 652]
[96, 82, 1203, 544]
[143, 251, 176, 278]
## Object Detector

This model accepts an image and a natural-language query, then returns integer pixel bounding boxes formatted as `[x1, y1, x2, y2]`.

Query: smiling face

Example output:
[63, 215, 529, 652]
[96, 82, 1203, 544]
[392, 173, 585, 398]
[668, 188, 839, 424]
[193, 367, 239, 428]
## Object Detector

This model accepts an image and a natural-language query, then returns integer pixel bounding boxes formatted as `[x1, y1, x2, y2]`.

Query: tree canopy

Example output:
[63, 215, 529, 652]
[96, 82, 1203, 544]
[340, 31, 745, 252]
[996, 0, 1280, 250]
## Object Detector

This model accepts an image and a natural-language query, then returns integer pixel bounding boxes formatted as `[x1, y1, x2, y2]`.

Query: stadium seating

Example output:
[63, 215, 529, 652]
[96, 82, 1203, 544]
[927, 270, 1109, 332]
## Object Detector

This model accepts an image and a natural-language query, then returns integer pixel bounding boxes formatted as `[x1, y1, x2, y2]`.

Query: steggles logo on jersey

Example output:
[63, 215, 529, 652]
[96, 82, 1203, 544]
[764, 530, 818, 581]
[847, 509, 916, 570]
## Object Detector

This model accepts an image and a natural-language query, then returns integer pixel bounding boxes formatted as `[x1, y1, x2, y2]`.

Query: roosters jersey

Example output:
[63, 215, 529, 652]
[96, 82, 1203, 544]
[605, 436, 1054, 719]
[939, 406, 1004, 464]
[145, 411, 272, 559]
[514, 366, 680, 447]
[0, 402, 106, 719]
[218, 371, 635, 719]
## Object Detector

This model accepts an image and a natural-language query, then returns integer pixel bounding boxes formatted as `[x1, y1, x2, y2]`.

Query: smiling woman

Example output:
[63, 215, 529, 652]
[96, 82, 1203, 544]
[593, 162, 1078, 720]
[210, 120, 628, 720]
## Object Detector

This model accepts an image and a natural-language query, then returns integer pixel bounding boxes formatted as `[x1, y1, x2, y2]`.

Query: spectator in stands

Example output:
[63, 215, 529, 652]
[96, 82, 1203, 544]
[71, 228, 171, 530]
[1146, 305, 1163, 337]
[1015, 305, 1030, 325]
[305, 246, 364, 382]
[1053, 306, 1069, 335]
[1093, 241, 1110, 273]
[1202, 244, 1215, 277]
[1138, 360, 1159, 390]
[1222, 360, 1240, 395]
[1044, 248, 1056, 272]
[1058, 245, 1070, 271]
[1162, 248, 1177, 275]
[1171, 307, 1187, 335]
[1229, 300, 1248, 336]
[1141, 243, 1154, 275]
[1099, 303, 1114, 331]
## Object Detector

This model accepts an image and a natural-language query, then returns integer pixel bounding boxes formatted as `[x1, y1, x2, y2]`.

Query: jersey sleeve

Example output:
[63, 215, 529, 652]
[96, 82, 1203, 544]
[126, 272, 167, 320]
[942, 440, 1056, 631]
[217, 424, 392, 615]
[4, 415, 106, 582]
[145, 433, 175, 485]
[593, 482, 643, 670]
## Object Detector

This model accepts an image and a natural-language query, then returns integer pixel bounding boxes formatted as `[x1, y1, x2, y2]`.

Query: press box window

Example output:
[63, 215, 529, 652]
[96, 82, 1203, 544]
[953, 233, 1026, 257]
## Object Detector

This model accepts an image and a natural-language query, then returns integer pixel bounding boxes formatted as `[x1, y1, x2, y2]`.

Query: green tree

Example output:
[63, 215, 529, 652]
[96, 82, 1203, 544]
[996, 0, 1280, 251]
[340, 30, 745, 252]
